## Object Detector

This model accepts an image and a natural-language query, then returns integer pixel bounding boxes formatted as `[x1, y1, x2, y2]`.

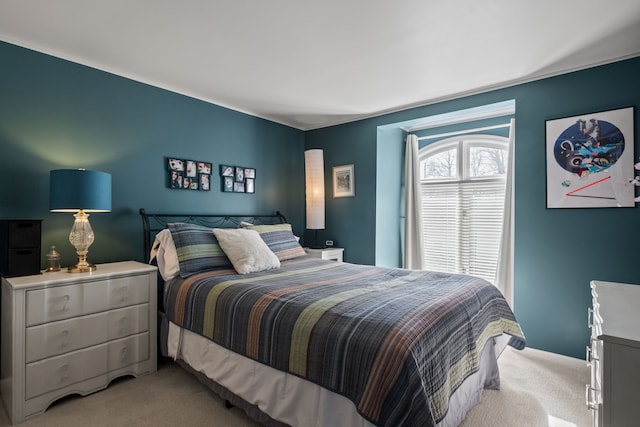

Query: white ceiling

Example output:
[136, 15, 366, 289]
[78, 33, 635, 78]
[2, 1, 640, 130]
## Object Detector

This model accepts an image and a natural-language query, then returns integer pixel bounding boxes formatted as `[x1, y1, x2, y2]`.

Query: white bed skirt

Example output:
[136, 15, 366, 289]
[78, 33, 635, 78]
[167, 321, 509, 427]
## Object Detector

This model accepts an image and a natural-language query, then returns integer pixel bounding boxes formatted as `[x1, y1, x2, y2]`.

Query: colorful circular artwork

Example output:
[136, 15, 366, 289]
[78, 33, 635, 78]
[553, 119, 625, 178]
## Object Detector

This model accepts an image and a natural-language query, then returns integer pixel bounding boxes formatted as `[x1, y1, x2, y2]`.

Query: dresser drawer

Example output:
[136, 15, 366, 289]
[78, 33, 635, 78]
[25, 332, 150, 400]
[26, 304, 149, 362]
[26, 274, 150, 326]
[588, 305, 603, 340]
[107, 332, 149, 372]
[25, 342, 108, 400]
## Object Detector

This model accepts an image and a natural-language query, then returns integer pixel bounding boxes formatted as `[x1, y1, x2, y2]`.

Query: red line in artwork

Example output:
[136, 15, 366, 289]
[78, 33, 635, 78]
[565, 175, 611, 196]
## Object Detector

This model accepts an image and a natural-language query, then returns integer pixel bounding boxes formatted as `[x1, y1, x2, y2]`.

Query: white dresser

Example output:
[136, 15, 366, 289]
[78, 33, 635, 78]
[1, 261, 157, 424]
[587, 280, 640, 427]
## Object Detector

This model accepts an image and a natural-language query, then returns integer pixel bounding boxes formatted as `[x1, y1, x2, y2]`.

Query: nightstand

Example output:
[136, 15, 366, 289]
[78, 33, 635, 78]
[305, 247, 344, 262]
[1, 261, 157, 424]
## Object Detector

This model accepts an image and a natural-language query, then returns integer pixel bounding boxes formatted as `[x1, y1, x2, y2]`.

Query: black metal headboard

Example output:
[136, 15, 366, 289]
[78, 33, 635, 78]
[139, 208, 287, 262]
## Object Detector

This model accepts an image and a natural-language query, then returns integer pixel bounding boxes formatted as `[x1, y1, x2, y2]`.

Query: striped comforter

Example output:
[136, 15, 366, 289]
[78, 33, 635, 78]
[165, 256, 525, 426]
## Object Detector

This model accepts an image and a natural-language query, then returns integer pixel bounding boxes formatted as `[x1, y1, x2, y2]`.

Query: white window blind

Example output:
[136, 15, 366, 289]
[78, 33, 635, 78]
[419, 135, 507, 284]
[421, 180, 505, 282]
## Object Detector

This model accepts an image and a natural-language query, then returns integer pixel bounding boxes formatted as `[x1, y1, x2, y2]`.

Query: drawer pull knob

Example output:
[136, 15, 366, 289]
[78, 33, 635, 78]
[62, 295, 71, 312]
[60, 364, 70, 381]
[60, 330, 70, 348]
[119, 287, 128, 302]
[119, 317, 128, 334]
[120, 347, 128, 360]
[585, 384, 599, 410]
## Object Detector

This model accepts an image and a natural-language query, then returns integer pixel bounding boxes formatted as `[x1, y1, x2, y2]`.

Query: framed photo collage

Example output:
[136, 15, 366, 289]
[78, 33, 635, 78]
[220, 165, 256, 193]
[167, 158, 212, 191]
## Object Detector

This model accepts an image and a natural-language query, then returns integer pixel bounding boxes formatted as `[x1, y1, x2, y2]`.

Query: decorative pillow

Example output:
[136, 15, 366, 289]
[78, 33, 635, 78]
[150, 229, 180, 281]
[212, 228, 280, 274]
[245, 223, 307, 261]
[168, 223, 232, 277]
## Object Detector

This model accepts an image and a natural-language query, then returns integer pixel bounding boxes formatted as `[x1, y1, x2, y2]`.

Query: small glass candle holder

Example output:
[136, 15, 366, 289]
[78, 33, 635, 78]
[45, 245, 61, 272]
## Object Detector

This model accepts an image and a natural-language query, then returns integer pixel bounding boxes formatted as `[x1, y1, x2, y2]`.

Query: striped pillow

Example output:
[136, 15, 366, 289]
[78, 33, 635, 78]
[168, 223, 232, 277]
[246, 223, 307, 261]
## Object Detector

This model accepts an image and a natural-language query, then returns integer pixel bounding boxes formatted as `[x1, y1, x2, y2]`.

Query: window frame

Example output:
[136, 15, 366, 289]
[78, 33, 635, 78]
[419, 134, 508, 184]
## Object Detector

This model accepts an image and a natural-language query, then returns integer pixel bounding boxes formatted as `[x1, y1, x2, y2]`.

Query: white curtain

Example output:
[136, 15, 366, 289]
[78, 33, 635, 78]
[404, 134, 424, 269]
[494, 119, 515, 307]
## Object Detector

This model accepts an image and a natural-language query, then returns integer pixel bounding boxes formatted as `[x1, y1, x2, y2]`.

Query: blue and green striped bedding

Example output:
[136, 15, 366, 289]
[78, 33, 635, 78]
[164, 256, 525, 426]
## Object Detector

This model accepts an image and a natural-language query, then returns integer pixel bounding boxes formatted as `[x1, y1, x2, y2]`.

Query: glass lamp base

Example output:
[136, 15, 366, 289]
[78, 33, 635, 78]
[68, 263, 97, 273]
[67, 210, 96, 273]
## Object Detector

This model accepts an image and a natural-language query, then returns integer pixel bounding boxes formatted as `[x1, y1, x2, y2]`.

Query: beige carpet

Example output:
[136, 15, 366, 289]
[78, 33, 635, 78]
[0, 347, 591, 427]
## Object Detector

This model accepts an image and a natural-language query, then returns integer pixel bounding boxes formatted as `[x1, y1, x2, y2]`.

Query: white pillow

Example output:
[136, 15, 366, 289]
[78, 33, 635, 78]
[150, 229, 180, 281]
[212, 228, 280, 274]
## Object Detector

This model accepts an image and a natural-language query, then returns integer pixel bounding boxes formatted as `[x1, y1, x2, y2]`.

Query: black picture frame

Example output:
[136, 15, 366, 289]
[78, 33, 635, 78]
[185, 160, 197, 178]
[235, 167, 245, 182]
[167, 157, 211, 191]
[170, 170, 183, 189]
[220, 165, 234, 176]
[333, 164, 355, 198]
[222, 176, 234, 192]
[197, 162, 212, 175]
[246, 178, 255, 193]
[168, 158, 184, 172]
[199, 173, 210, 191]
[219, 164, 256, 194]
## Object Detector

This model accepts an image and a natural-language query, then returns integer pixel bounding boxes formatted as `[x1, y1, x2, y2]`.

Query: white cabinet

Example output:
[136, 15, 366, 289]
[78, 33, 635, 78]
[305, 247, 344, 262]
[587, 280, 640, 427]
[1, 261, 157, 424]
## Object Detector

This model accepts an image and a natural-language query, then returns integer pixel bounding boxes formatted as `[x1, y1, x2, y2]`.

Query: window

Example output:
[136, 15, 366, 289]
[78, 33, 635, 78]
[419, 135, 508, 283]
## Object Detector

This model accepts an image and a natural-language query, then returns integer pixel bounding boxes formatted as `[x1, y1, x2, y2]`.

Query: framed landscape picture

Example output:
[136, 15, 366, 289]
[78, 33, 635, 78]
[333, 164, 355, 198]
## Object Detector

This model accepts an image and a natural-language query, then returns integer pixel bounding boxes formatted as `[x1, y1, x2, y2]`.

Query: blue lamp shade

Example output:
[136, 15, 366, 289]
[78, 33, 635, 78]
[50, 169, 112, 212]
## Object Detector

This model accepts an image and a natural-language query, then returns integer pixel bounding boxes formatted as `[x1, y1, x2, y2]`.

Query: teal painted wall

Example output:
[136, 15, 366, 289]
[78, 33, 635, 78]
[306, 57, 640, 358]
[0, 41, 305, 267]
[304, 124, 379, 263]
[375, 126, 404, 268]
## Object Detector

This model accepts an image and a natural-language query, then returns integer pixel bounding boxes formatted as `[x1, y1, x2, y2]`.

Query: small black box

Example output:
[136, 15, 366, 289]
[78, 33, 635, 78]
[0, 219, 42, 277]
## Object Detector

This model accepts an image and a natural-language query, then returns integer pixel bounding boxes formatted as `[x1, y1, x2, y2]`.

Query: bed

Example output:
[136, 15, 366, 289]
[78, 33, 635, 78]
[139, 209, 525, 427]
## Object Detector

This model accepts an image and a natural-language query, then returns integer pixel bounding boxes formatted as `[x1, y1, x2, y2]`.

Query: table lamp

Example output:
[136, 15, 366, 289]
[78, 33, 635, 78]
[49, 169, 112, 272]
